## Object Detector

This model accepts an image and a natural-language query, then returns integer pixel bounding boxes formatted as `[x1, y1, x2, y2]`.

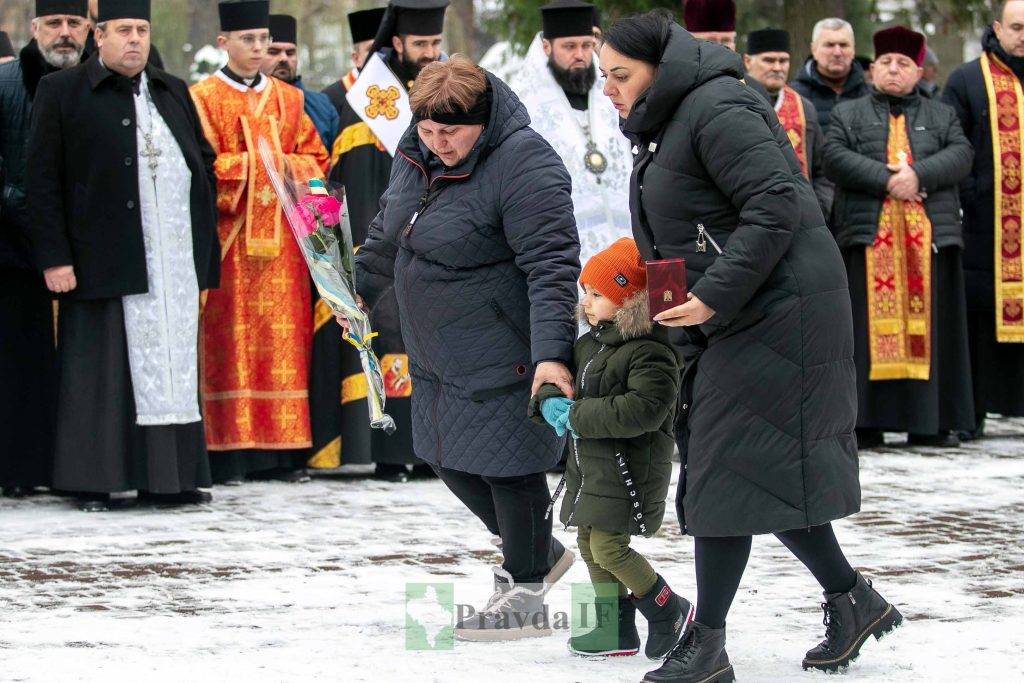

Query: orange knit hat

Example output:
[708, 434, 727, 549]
[580, 237, 647, 306]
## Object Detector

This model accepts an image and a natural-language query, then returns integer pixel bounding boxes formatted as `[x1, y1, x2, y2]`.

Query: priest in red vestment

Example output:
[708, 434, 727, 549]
[190, 0, 329, 484]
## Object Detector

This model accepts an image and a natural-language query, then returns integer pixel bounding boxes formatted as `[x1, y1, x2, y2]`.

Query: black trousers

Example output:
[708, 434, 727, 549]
[693, 525, 857, 629]
[432, 464, 556, 585]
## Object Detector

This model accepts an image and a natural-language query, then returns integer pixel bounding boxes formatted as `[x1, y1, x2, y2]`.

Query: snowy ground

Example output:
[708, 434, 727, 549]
[2, 421, 1023, 683]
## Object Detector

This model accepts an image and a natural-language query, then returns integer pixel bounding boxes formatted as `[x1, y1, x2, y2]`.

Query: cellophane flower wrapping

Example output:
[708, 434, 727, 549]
[258, 137, 396, 434]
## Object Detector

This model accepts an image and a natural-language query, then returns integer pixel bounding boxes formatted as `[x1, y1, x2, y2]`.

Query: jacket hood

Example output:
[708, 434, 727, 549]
[577, 292, 661, 342]
[397, 71, 531, 175]
[623, 24, 745, 138]
[794, 55, 867, 95]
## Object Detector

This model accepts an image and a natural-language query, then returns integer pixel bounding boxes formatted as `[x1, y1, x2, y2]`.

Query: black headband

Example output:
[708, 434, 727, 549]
[414, 89, 489, 125]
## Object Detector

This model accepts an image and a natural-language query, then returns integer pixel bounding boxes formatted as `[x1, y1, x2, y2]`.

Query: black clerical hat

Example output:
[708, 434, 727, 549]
[746, 28, 790, 55]
[219, 0, 270, 32]
[365, 0, 447, 71]
[349, 7, 386, 43]
[269, 14, 297, 44]
[591, 6, 601, 30]
[392, 0, 449, 36]
[35, 0, 88, 17]
[97, 0, 151, 22]
[0, 32, 13, 59]
[541, 0, 595, 40]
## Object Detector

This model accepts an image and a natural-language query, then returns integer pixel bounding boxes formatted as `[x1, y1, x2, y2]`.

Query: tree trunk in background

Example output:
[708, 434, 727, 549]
[0, 3, 36, 46]
[448, 0, 475, 58]
[188, 0, 221, 56]
[783, 0, 848, 63]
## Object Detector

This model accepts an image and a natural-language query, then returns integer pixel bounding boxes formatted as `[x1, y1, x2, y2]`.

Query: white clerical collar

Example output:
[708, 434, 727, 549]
[215, 67, 269, 94]
[773, 88, 785, 112]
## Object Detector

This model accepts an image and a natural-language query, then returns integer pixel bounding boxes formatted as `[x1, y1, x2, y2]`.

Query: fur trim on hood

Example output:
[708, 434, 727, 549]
[577, 291, 653, 341]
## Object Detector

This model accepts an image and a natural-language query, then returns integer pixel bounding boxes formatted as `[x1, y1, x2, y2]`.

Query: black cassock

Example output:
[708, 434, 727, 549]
[943, 41, 1024, 422]
[845, 246, 975, 435]
[310, 58, 415, 469]
[0, 269, 56, 491]
[53, 300, 209, 493]
[0, 43, 61, 492]
[24, 57, 220, 494]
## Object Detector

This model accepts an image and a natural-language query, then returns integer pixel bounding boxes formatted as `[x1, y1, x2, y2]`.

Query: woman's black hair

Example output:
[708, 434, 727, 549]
[602, 9, 673, 65]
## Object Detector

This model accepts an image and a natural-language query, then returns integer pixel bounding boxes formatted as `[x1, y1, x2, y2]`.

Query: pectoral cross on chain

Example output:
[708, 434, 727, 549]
[141, 132, 162, 182]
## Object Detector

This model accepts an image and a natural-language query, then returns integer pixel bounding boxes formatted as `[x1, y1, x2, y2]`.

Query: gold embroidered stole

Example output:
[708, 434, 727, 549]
[777, 86, 809, 178]
[981, 52, 1024, 341]
[866, 113, 933, 381]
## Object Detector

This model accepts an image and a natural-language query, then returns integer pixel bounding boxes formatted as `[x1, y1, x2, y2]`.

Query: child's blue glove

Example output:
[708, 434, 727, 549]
[541, 397, 576, 437]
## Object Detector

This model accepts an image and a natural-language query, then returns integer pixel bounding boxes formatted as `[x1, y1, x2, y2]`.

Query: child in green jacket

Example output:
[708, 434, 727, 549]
[528, 238, 693, 659]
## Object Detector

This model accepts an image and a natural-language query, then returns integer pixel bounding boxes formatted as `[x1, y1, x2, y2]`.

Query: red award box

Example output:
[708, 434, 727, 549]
[646, 258, 687, 320]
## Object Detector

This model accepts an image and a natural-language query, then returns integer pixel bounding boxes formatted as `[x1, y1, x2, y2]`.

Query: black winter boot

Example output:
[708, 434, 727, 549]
[569, 595, 641, 657]
[802, 571, 903, 672]
[642, 621, 735, 683]
[633, 574, 694, 659]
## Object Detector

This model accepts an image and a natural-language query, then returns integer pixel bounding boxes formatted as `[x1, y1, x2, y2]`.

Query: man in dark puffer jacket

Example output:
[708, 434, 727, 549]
[826, 26, 975, 450]
[789, 17, 871, 134]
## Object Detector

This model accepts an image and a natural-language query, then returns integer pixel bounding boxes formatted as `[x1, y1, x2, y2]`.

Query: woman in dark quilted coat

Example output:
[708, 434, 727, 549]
[599, 13, 903, 682]
[339, 56, 580, 642]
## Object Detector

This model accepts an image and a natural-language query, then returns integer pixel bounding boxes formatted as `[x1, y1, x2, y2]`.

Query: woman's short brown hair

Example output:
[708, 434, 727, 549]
[409, 54, 487, 118]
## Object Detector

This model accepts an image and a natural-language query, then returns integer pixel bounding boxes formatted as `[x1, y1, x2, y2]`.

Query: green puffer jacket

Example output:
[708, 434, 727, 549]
[528, 295, 680, 536]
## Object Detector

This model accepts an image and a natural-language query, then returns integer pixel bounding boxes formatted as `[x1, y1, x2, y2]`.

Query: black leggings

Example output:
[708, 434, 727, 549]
[431, 464, 556, 585]
[694, 523, 857, 629]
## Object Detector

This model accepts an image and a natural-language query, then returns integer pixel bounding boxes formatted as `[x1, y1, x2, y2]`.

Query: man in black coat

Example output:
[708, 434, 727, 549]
[942, 0, 1024, 438]
[83, 0, 164, 69]
[743, 28, 832, 218]
[25, 0, 219, 511]
[0, 0, 92, 497]
[790, 17, 871, 133]
[826, 26, 975, 449]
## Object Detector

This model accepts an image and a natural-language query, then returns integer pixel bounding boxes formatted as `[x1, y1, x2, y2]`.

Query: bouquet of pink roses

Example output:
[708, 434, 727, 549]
[258, 138, 395, 434]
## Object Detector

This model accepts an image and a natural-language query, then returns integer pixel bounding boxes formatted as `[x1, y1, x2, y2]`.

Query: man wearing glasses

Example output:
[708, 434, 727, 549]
[188, 0, 329, 486]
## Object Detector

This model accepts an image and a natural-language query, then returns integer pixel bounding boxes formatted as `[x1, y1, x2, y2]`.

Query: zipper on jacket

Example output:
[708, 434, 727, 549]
[696, 223, 723, 255]
[393, 151, 446, 464]
[397, 149, 469, 238]
[564, 343, 606, 529]
[404, 190, 430, 237]
[490, 300, 531, 347]
[394, 149, 472, 466]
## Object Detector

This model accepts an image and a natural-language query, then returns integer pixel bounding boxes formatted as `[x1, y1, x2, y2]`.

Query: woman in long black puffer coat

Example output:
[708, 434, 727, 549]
[598, 12, 904, 682]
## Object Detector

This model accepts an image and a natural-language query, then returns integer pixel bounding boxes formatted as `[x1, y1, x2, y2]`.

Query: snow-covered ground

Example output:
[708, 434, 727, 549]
[2, 421, 1023, 682]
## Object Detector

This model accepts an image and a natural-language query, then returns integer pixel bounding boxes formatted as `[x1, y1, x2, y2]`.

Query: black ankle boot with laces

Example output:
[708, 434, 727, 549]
[641, 621, 735, 683]
[803, 571, 903, 672]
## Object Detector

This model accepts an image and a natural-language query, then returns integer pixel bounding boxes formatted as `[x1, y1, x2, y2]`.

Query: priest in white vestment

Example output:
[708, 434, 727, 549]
[25, 0, 220, 511]
[502, 0, 632, 267]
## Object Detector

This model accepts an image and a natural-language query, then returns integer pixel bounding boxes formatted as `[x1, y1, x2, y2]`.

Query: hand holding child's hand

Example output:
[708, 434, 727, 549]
[541, 397, 576, 437]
